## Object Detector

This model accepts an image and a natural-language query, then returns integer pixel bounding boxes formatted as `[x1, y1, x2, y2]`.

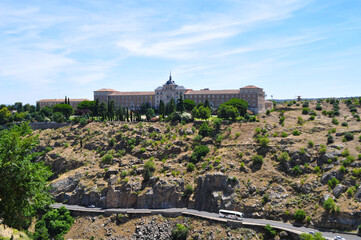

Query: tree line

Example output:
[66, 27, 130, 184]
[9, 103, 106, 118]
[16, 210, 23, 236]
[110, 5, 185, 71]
[0, 95, 250, 125]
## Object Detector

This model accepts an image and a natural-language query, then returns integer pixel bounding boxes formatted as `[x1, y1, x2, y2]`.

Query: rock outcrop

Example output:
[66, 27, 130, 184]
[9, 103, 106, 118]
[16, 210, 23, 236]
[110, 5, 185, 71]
[194, 173, 238, 212]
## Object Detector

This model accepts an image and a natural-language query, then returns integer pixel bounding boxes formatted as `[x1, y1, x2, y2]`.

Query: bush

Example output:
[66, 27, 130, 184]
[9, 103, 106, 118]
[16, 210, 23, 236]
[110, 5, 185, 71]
[314, 166, 320, 173]
[308, 141, 314, 148]
[327, 134, 334, 144]
[341, 122, 348, 127]
[332, 118, 339, 125]
[278, 152, 290, 162]
[143, 160, 156, 181]
[33, 207, 74, 240]
[328, 177, 339, 189]
[171, 224, 189, 240]
[186, 163, 195, 172]
[198, 122, 213, 137]
[259, 137, 270, 147]
[191, 145, 210, 163]
[101, 154, 113, 164]
[252, 155, 264, 165]
[264, 224, 276, 238]
[302, 108, 310, 115]
[294, 209, 306, 222]
[261, 194, 270, 204]
[281, 132, 288, 137]
[183, 184, 193, 197]
[344, 132, 354, 141]
[323, 197, 336, 212]
[316, 104, 322, 110]
[292, 130, 301, 136]
[292, 165, 302, 175]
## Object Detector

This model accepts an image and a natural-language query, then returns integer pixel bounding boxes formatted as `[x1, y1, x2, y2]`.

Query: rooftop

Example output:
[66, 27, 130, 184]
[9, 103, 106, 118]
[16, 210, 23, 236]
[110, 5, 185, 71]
[37, 98, 90, 102]
[185, 89, 240, 95]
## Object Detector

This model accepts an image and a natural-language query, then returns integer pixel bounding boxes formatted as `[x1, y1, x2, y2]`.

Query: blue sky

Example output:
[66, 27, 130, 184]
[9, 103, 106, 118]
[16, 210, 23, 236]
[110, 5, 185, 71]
[1, 0, 361, 105]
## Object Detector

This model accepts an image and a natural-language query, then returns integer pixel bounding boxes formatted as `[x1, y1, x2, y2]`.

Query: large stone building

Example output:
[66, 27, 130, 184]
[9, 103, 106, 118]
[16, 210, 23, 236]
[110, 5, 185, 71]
[94, 74, 273, 114]
[37, 98, 90, 109]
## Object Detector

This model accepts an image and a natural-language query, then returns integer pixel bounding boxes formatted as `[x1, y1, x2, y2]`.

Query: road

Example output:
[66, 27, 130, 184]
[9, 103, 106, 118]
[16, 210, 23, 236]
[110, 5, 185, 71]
[52, 203, 360, 240]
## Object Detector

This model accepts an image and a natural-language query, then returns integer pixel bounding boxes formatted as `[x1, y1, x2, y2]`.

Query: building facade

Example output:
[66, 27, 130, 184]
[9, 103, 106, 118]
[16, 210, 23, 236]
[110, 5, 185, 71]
[36, 99, 90, 109]
[94, 75, 273, 114]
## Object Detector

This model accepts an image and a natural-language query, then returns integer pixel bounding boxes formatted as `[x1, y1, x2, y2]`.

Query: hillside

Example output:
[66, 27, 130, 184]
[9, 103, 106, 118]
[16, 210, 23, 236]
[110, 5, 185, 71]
[35, 99, 361, 236]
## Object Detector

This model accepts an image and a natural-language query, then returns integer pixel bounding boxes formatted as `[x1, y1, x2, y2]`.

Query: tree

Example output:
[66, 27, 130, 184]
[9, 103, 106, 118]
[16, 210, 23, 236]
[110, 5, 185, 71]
[53, 104, 74, 119]
[108, 100, 115, 121]
[166, 98, 176, 115]
[140, 102, 151, 114]
[0, 123, 52, 229]
[171, 224, 189, 240]
[159, 100, 165, 117]
[53, 112, 65, 123]
[217, 104, 238, 120]
[14, 102, 23, 113]
[204, 99, 210, 108]
[33, 206, 73, 240]
[183, 99, 196, 112]
[146, 108, 155, 121]
[176, 95, 185, 113]
[0, 107, 11, 124]
[194, 106, 211, 119]
[294, 209, 306, 222]
[76, 100, 96, 116]
[99, 103, 108, 120]
[223, 98, 248, 116]
[40, 107, 53, 118]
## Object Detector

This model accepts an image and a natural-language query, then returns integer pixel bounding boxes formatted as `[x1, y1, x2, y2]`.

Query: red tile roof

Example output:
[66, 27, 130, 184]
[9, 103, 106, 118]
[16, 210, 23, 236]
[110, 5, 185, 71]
[109, 91, 155, 96]
[185, 89, 240, 95]
[94, 88, 118, 92]
[37, 99, 90, 102]
[243, 85, 261, 89]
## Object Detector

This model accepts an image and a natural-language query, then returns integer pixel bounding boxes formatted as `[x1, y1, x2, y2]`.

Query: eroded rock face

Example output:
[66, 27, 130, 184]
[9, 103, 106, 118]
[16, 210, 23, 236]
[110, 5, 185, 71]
[194, 173, 238, 212]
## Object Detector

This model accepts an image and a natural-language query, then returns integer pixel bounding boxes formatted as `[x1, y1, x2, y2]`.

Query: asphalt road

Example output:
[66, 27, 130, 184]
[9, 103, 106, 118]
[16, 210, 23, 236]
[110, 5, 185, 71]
[52, 203, 360, 240]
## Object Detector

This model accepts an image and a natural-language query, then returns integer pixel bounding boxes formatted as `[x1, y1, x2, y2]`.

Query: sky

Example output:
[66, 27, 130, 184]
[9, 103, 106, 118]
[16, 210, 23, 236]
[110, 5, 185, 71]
[1, 0, 361, 105]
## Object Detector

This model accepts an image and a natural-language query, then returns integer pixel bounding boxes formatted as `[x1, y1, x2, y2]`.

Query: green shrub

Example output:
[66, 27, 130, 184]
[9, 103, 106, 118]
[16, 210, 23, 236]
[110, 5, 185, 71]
[339, 165, 346, 173]
[342, 149, 350, 157]
[186, 163, 195, 172]
[294, 209, 306, 222]
[101, 154, 113, 164]
[344, 132, 354, 141]
[264, 224, 276, 238]
[297, 116, 304, 125]
[171, 224, 189, 240]
[327, 134, 334, 144]
[261, 194, 270, 204]
[341, 122, 348, 127]
[278, 152, 290, 162]
[332, 118, 339, 125]
[323, 197, 336, 212]
[198, 122, 213, 137]
[328, 177, 339, 189]
[292, 130, 301, 136]
[191, 145, 210, 163]
[143, 160, 156, 181]
[108, 137, 115, 147]
[292, 165, 302, 175]
[302, 108, 310, 115]
[308, 141, 314, 148]
[316, 104, 322, 110]
[314, 166, 320, 173]
[309, 115, 315, 121]
[259, 137, 270, 147]
[183, 184, 193, 197]
[252, 155, 264, 165]
[281, 132, 288, 137]
[33, 207, 74, 240]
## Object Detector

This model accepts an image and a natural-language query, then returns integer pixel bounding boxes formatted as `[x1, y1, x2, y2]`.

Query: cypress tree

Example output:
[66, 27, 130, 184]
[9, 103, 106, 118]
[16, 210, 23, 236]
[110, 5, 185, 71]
[176, 95, 185, 113]
[159, 100, 165, 118]
[204, 99, 210, 108]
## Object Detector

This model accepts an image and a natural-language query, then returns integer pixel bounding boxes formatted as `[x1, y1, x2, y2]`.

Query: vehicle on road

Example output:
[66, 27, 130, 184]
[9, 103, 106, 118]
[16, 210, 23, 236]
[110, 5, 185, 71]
[87, 205, 95, 208]
[219, 209, 243, 221]
[334, 236, 345, 240]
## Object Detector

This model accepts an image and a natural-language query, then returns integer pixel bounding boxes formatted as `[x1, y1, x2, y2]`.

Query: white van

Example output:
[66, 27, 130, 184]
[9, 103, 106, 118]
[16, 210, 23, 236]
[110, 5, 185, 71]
[219, 209, 244, 221]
